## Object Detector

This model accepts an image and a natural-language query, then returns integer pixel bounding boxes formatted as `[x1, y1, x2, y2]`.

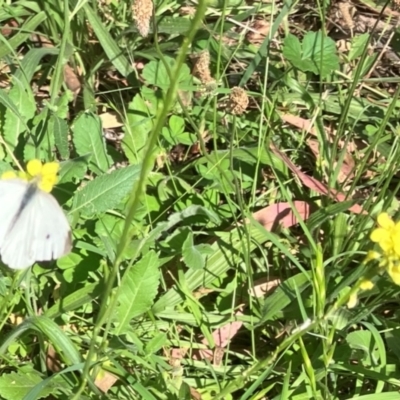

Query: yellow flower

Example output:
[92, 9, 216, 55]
[347, 291, 358, 309]
[1, 159, 60, 193]
[370, 213, 400, 256]
[1, 170, 28, 181]
[347, 279, 374, 309]
[369, 212, 400, 285]
[360, 279, 374, 290]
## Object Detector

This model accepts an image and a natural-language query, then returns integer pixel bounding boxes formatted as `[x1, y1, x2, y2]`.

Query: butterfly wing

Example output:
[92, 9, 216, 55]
[0, 180, 29, 248]
[0, 183, 72, 269]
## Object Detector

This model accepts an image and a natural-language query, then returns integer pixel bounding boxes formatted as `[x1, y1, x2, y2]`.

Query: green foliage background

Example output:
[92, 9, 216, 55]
[0, 0, 399, 399]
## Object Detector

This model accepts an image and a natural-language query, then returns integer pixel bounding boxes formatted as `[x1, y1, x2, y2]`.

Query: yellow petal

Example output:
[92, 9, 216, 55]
[347, 291, 358, 308]
[379, 238, 394, 252]
[377, 212, 394, 229]
[360, 279, 374, 290]
[365, 250, 381, 262]
[39, 175, 58, 193]
[42, 162, 59, 176]
[1, 171, 17, 179]
[394, 239, 400, 257]
[39, 181, 53, 193]
[394, 222, 400, 234]
[370, 228, 390, 243]
[27, 159, 43, 177]
[388, 264, 400, 285]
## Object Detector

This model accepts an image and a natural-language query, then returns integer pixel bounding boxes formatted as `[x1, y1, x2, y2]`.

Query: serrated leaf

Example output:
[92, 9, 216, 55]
[72, 112, 111, 174]
[54, 90, 74, 119]
[122, 94, 153, 164]
[115, 251, 160, 334]
[0, 161, 12, 176]
[302, 31, 339, 77]
[71, 164, 141, 216]
[53, 116, 69, 159]
[283, 31, 339, 77]
[23, 110, 55, 161]
[59, 156, 89, 183]
[282, 34, 309, 71]
[144, 205, 221, 248]
[3, 79, 35, 149]
[0, 372, 55, 400]
[182, 232, 205, 270]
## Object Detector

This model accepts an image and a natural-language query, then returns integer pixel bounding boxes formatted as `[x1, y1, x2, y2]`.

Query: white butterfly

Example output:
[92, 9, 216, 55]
[0, 178, 72, 269]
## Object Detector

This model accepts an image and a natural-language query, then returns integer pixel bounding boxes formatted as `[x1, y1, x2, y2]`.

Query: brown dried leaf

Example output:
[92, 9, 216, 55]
[99, 112, 123, 129]
[95, 369, 118, 393]
[46, 344, 61, 372]
[64, 64, 81, 93]
[246, 20, 271, 44]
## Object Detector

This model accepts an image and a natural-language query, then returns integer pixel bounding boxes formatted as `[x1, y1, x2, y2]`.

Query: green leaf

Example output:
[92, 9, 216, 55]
[72, 112, 111, 174]
[346, 330, 377, 365]
[3, 78, 35, 149]
[259, 272, 311, 323]
[152, 224, 269, 313]
[95, 214, 138, 261]
[115, 251, 160, 334]
[71, 164, 141, 216]
[0, 316, 81, 365]
[282, 34, 309, 71]
[0, 12, 47, 59]
[283, 31, 339, 77]
[83, 4, 133, 77]
[163, 115, 196, 146]
[302, 31, 339, 77]
[0, 371, 56, 400]
[122, 94, 153, 164]
[126, 15, 193, 35]
[15, 48, 59, 82]
[53, 116, 69, 159]
[45, 282, 104, 319]
[59, 156, 89, 183]
[144, 204, 221, 248]
[142, 57, 192, 91]
[0, 161, 12, 175]
[23, 109, 56, 161]
[348, 33, 370, 61]
[53, 90, 74, 119]
[144, 333, 167, 355]
[182, 232, 205, 270]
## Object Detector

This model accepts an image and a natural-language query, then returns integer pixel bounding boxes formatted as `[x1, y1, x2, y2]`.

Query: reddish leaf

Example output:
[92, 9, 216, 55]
[252, 201, 311, 231]
[271, 144, 365, 214]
